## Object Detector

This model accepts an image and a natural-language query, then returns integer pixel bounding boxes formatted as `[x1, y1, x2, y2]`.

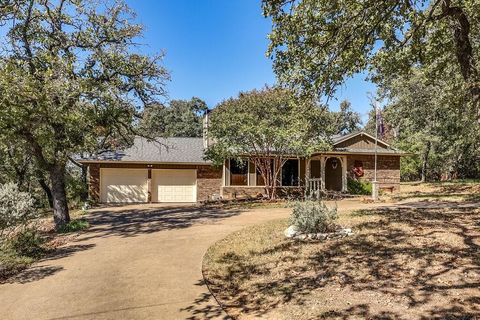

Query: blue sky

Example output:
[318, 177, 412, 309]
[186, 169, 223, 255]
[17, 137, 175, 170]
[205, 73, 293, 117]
[127, 0, 376, 122]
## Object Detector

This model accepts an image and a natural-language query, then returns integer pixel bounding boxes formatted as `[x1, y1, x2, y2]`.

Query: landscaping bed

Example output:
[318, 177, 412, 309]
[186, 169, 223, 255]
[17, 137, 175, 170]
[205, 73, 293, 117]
[203, 203, 480, 319]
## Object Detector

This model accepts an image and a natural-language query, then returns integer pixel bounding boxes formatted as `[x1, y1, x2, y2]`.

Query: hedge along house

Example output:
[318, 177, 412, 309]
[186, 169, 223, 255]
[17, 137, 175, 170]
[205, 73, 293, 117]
[79, 127, 406, 204]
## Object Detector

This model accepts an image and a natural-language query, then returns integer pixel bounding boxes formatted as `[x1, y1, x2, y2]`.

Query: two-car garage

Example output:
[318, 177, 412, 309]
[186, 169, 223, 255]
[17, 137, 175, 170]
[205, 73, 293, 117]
[100, 168, 197, 203]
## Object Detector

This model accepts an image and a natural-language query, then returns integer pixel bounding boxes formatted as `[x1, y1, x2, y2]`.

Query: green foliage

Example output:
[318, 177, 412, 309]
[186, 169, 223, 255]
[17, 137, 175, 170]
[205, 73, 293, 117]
[139, 98, 208, 137]
[347, 178, 372, 195]
[377, 68, 480, 181]
[206, 87, 333, 199]
[263, 0, 480, 109]
[332, 100, 362, 134]
[7, 228, 46, 259]
[58, 219, 89, 234]
[0, 228, 47, 279]
[0, 183, 38, 238]
[65, 168, 88, 209]
[290, 201, 338, 233]
[0, 0, 169, 227]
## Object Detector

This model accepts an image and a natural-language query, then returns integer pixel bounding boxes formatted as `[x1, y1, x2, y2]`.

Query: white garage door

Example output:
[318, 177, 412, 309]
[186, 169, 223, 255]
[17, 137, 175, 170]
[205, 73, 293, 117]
[153, 169, 197, 203]
[100, 168, 148, 203]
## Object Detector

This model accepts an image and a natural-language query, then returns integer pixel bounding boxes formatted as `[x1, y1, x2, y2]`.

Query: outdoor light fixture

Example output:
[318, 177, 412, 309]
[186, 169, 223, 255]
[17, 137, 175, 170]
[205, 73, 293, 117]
[331, 158, 338, 169]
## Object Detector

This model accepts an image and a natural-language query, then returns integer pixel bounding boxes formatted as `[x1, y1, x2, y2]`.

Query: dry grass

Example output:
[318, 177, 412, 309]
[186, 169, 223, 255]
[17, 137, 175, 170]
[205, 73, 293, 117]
[391, 181, 480, 202]
[204, 198, 480, 319]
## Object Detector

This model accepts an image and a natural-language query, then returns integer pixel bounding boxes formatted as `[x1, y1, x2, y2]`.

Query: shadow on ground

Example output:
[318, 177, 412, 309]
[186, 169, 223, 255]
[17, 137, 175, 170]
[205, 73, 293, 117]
[82, 205, 243, 240]
[179, 279, 230, 320]
[203, 201, 480, 319]
[1, 244, 95, 284]
[2, 205, 242, 285]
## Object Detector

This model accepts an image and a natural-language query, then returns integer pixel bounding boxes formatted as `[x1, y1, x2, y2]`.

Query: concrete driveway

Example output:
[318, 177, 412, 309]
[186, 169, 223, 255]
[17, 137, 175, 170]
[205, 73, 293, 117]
[0, 200, 383, 320]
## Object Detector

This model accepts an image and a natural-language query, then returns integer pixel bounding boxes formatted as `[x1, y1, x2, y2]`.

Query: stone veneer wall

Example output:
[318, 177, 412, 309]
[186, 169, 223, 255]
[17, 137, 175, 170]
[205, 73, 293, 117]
[346, 155, 401, 191]
[222, 186, 266, 199]
[89, 163, 100, 203]
[196, 166, 223, 201]
[221, 186, 304, 199]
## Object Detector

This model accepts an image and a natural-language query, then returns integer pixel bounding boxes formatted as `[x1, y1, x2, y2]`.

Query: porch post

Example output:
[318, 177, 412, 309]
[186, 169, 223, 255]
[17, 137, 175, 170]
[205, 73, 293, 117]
[341, 157, 348, 192]
[305, 158, 311, 181]
[320, 156, 326, 190]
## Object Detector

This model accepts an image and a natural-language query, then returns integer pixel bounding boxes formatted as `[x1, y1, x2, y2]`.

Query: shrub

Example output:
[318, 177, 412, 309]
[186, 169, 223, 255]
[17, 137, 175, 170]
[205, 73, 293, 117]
[0, 250, 35, 279]
[347, 178, 372, 195]
[58, 219, 89, 233]
[0, 183, 38, 239]
[0, 228, 48, 279]
[8, 228, 46, 258]
[290, 201, 338, 233]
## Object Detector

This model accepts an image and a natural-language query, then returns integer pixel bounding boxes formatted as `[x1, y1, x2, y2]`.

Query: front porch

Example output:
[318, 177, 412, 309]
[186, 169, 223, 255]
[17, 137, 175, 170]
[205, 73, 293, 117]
[306, 155, 348, 194]
[221, 155, 349, 199]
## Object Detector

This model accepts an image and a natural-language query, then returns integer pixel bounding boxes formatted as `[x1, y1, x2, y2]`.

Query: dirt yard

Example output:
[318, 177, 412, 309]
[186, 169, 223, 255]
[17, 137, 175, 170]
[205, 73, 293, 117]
[203, 183, 480, 319]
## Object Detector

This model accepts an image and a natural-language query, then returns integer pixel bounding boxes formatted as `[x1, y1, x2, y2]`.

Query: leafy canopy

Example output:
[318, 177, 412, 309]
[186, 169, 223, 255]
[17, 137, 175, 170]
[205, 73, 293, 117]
[263, 0, 480, 111]
[0, 0, 169, 227]
[139, 98, 208, 137]
[206, 87, 333, 164]
[206, 87, 333, 199]
[378, 68, 480, 180]
[332, 100, 362, 134]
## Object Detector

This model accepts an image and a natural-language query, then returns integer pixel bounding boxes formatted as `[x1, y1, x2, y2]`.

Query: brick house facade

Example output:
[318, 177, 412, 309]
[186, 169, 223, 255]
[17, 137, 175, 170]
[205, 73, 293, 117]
[80, 132, 406, 203]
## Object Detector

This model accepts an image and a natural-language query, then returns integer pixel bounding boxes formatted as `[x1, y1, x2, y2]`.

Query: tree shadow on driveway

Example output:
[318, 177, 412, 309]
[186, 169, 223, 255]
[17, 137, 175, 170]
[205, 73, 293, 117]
[81, 205, 244, 240]
[1, 243, 95, 284]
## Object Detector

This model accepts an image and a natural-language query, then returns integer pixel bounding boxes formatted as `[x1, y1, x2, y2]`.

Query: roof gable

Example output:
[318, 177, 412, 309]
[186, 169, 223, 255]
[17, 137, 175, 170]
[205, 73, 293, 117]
[333, 132, 391, 150]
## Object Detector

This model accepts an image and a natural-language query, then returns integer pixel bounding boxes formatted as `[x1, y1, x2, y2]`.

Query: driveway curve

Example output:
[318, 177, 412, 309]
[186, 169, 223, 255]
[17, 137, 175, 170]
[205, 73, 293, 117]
[0, 200, 384, 320]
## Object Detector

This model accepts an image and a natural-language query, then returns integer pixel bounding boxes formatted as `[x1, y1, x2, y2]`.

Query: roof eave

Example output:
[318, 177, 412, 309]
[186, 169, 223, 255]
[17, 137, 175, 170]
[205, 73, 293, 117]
[77, 160, 212, 165]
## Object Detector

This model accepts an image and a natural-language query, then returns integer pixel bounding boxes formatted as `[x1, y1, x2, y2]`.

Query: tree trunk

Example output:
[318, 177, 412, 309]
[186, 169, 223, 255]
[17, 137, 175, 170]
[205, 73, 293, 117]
[421, 141, 431, 182]
[80, 163, 88, 203]
[440, 2, 480, 110]
[38, 177, 54, 208]
[49, 164, 70, 229]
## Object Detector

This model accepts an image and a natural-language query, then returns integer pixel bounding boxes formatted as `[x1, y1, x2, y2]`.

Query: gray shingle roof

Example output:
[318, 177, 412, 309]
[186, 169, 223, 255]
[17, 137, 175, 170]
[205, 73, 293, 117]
[79, 131, 404, 164]
[81, 137, 209, 164]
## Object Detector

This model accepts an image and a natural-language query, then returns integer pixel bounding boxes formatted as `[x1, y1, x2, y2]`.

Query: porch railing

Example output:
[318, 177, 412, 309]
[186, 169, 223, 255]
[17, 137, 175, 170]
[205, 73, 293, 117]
[306, 178, 322, 199]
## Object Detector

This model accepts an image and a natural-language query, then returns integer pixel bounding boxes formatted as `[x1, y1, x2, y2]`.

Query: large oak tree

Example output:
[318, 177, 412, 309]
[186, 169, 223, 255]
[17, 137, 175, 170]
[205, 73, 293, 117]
[263, 0, 480, 113]
[205, 87, 333, 199]
[0, 0, 169, 229]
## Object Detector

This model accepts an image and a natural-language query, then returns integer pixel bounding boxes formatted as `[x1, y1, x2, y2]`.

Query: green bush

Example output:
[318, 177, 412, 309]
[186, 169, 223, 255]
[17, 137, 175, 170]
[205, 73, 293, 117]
[0, 229, 48, 279]
[0, 251, 35, 279]
[8, 228, 46, 258]
[58, 219, 89, 233]
[0, 183, 38, 238]
[290, 201, 338, 233]
[347, 178, 372, 195]
[66, 170, 88, 209]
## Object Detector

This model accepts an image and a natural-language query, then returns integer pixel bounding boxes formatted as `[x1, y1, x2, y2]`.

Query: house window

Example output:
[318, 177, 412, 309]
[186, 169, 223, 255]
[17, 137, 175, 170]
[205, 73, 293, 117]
[230, 159, 248, 186]
[282, 159, 299, 186]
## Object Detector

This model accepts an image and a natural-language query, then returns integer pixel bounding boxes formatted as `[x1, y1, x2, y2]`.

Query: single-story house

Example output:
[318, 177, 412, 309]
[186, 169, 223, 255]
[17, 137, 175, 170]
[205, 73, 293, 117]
[79, 128, 406, 203]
